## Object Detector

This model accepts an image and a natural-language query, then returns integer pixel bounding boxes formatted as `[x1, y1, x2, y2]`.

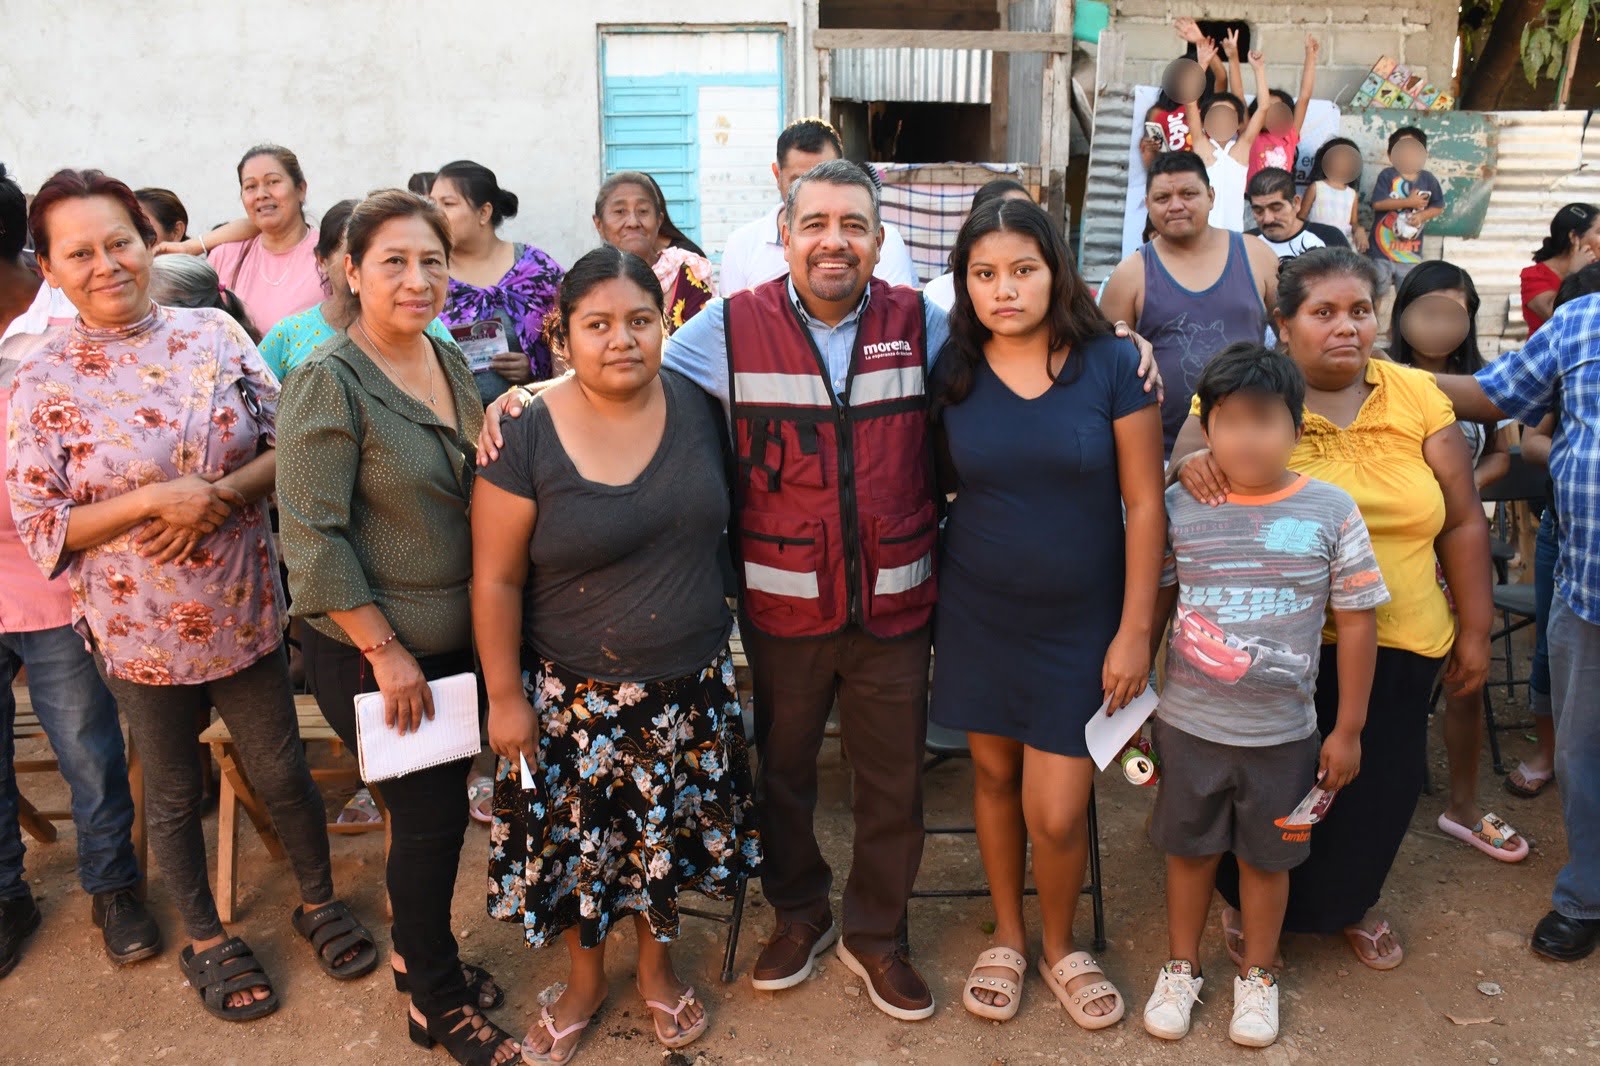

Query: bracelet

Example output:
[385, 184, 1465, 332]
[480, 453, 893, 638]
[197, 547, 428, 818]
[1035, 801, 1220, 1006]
[360, 632, 397, 657]
[197, 232, 208, 255]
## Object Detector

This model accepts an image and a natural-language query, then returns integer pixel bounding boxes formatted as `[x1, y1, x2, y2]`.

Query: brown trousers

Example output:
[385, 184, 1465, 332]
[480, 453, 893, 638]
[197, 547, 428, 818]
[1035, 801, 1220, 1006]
[744, 621, 931, 957]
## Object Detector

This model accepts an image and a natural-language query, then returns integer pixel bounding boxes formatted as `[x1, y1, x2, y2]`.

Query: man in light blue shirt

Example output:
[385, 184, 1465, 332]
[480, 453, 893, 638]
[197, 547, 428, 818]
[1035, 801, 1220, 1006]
[669, 160, 949, 1019]
[664, 276, 948, 412]
[1433, 294, 1600, 962]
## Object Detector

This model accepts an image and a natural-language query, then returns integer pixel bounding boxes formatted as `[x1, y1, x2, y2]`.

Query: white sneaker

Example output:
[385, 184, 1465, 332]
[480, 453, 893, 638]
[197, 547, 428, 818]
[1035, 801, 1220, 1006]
[1142, 960, 1204, 1040]
[1229, 968, 1280, 1047]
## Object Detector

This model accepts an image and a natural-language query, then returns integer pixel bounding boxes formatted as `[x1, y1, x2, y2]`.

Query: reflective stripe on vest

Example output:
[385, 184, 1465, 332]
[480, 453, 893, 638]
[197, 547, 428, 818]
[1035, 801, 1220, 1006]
[743, 560, 820, 599]
[874, 552, 933, 596]
[850, 364, 925, 406]
[731, 371, 834, 408]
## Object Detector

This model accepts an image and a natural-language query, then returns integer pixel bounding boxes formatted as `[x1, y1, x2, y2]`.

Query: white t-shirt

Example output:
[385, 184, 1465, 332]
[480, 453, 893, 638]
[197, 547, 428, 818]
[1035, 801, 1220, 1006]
[923, 272, 956, 311]
[718, 205, 921, 293]
[0, 282, 76, 387]
[1244, 222, 1350, 263]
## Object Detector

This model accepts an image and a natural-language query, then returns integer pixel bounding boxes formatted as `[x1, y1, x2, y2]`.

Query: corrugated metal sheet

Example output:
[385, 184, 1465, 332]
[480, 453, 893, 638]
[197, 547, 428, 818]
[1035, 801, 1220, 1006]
[829, 48, 992, 103]
[1078, 83, 1136, 284]
[1437, 110, 1600, 351]
[1004, 1, 1053, 163]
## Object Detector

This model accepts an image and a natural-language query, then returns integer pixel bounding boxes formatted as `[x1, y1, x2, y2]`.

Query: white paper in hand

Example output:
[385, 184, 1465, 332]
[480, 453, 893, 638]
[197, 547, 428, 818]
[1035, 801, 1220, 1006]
[354, 672, 481, 782]
[519, 752, 537, 791]
[1084, 687, 1160, 771]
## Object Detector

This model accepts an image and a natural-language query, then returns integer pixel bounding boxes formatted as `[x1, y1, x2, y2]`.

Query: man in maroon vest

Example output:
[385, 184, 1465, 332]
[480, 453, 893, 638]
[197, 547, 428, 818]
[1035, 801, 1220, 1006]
[479, 160, 1159, 1020]
[666, 159, 947, 1018]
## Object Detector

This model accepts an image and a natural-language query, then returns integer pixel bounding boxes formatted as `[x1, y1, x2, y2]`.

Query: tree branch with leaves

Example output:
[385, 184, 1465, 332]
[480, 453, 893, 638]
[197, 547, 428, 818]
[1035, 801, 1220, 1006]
[1521, 0, 1592, 87]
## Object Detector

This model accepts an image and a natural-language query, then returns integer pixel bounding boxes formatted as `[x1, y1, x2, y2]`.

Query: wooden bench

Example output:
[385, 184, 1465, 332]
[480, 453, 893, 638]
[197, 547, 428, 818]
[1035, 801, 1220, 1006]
[10, 689, 147, 873]
[196, 638, 755, 925]
[199, 694, 388, 923]
[728, 632, 751, 697]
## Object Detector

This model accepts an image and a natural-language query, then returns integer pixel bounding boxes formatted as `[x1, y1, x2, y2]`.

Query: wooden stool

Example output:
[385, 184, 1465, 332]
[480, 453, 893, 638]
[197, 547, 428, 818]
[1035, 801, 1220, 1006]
[200, 695, 388, 923]
[10, 688, 146, 873]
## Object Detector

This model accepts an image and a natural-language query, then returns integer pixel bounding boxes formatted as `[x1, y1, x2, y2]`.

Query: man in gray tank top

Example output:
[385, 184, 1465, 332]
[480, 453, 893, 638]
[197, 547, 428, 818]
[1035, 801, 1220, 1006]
[1100, 151, 1279, 456]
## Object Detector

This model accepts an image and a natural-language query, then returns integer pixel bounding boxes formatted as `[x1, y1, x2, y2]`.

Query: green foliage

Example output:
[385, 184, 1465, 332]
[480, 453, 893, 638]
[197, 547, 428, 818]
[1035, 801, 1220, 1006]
[1522, 0, 1593, 86]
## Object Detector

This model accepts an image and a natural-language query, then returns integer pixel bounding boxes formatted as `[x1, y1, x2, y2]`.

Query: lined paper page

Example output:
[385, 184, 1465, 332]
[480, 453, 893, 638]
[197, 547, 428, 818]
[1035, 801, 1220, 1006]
[355, 672, 481, 782]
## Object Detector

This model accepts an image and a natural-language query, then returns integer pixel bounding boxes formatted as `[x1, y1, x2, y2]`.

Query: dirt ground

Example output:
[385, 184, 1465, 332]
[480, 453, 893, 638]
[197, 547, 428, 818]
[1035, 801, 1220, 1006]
[3, 679, 1597, 1065]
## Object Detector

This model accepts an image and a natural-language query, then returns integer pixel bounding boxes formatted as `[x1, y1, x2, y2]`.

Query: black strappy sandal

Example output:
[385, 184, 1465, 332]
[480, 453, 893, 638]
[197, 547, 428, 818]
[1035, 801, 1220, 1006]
[395, 961, 505, 1009]
[178, 937, 280, 1022]
[408, 1002, 521, 1065]
[292, 900, 378, 980]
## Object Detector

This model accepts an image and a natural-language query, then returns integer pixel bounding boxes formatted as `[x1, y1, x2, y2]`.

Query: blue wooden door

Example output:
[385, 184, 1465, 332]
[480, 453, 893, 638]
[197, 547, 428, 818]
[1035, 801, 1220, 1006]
[601, 82, 700, 241]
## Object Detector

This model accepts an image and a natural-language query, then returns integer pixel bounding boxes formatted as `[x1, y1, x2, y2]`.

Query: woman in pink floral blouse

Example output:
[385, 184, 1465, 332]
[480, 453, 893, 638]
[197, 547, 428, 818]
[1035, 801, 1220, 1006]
[5, 170, 375, 1022]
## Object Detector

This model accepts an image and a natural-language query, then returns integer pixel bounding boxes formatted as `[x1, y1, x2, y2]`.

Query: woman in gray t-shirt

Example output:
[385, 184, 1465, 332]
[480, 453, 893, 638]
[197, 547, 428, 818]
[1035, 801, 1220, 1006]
[473, 248, 759, 1060]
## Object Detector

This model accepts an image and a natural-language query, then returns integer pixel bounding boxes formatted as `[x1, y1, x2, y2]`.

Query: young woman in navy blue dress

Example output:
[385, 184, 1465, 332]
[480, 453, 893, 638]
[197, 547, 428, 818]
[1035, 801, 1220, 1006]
[929, 200, 1166, 1029]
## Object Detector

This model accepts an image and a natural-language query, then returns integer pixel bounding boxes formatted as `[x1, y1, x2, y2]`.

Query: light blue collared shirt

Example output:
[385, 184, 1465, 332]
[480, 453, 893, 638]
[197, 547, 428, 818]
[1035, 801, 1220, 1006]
[1476, 292, 1600, 625]
[663, 279, 950, 417]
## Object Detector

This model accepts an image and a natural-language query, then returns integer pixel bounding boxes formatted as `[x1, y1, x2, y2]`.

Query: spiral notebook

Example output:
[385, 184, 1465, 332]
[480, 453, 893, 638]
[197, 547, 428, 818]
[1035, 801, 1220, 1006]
[354, 672, 481, 782]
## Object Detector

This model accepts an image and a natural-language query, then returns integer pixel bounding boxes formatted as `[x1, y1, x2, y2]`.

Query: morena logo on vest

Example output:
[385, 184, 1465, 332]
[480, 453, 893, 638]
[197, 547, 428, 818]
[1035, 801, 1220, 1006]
[861, 339, 915, 360]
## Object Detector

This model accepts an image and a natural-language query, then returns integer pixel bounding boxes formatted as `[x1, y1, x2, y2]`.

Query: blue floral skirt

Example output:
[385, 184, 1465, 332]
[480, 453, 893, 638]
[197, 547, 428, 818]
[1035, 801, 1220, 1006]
[486, 646, 760, 948]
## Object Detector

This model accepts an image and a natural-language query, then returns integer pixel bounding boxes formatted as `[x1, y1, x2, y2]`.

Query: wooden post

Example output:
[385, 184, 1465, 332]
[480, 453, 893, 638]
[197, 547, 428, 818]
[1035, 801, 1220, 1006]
[216, 759, 238, 924]
[1557, 31, 1582, 110]
[809, 0, 830, 120]
[1040, 0, 1076, 224]
[15, 795, 58, 844]
[991, 0, 1011, 160]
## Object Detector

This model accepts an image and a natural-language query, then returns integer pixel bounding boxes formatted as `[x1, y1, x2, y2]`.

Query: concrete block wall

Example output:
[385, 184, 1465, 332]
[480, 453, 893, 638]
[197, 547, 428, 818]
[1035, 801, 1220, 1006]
[1109, 0, 1457, 105]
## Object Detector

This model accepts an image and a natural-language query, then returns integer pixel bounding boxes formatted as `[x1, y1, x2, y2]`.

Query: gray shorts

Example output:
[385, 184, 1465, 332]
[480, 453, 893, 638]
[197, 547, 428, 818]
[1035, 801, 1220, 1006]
[1147, 717, 1321, 872]
[1372, 258, 1416, 295]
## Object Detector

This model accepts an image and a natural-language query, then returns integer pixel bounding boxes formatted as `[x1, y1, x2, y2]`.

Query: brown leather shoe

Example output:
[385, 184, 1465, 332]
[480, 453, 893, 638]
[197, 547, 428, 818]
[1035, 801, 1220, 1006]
[836, 939, 936, 1021]
[751, 914, 837, 991]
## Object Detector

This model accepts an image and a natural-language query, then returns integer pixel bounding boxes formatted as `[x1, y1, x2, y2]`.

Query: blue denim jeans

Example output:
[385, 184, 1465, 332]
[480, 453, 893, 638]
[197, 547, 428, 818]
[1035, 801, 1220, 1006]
[1548, 596, 1600, 920]
[1530, 508, 1559, 716]
[0, 625, 139, 900]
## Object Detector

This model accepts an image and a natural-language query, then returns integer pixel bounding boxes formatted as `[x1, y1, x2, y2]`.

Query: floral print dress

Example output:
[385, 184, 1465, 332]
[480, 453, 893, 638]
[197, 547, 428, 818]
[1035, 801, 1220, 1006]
[487, 648, 760, 948]
[5, 304, 284, 684]
[653, 246, 714, 334]
[439, 242, 563, 380]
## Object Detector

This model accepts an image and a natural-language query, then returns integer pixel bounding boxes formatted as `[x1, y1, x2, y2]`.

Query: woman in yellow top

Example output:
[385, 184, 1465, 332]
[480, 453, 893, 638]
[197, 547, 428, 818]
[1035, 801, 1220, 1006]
[1168, 247, 1491, 972]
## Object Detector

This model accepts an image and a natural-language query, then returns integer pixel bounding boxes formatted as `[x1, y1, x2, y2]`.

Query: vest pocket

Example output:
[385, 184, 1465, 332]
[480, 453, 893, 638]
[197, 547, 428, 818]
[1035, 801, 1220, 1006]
[865, 502, 938, 615]
[737, 512, 832, 623]
[778, 421, 827, 488]
[737, 419, 827, 493]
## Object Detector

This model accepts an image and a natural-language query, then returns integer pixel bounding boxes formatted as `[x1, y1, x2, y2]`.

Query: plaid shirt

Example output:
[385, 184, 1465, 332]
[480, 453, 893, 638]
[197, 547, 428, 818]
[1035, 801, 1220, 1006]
[1477, 293, 1600, 625]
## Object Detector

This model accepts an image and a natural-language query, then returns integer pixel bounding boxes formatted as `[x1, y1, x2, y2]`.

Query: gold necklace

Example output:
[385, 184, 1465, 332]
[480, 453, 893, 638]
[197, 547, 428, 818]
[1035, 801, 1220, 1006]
[356, 320, 437, 407]
[256, 221, 308, 287]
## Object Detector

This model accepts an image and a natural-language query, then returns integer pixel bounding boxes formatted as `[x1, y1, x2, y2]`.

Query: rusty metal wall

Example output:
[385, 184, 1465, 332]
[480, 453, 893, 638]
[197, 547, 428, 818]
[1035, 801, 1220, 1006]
[1439, 110, 1600, 348]
[829, 47, 993, 103]
[1003, 0, 1052, 164]
[1077, 83, 1136, 284]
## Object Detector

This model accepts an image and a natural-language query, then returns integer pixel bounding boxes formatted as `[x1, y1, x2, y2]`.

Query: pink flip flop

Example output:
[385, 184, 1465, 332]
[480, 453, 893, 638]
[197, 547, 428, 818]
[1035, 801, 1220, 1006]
[1437, 812, 1530, 863]
[1344, 919, 1404, 971]
[639, 985, 708, 1049]
[1505, 762, 1554, 798]
[523, 1006, 595, 1064]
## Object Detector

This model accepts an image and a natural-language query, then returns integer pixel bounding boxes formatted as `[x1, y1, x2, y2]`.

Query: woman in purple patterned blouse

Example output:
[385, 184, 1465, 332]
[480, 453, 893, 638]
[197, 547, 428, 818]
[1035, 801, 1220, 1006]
[6, 169, 375, 1022]
[431, 160, 563, 406]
